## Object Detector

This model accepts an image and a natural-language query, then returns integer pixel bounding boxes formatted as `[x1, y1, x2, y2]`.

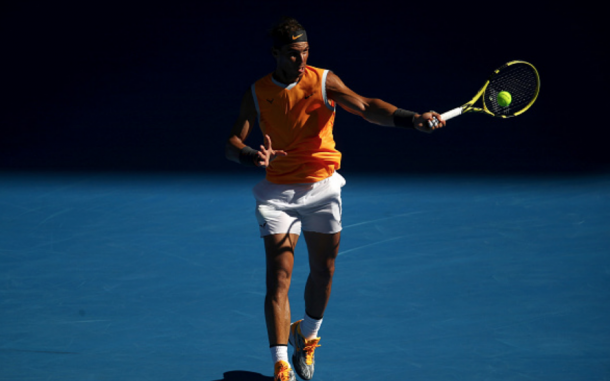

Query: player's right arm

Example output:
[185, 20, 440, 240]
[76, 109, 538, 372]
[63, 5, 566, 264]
[326, 71, 445, 133]
[225, 90, 286, 168]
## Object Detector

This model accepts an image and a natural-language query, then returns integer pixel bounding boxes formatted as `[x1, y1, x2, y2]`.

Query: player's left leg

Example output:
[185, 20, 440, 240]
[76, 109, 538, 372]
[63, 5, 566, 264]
[303, 231, 341, 320]
[289, 231, 340, 380]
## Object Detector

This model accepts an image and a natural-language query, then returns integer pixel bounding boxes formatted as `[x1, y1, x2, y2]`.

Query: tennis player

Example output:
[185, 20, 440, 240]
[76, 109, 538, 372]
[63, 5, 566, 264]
[225, 17, 445, 381]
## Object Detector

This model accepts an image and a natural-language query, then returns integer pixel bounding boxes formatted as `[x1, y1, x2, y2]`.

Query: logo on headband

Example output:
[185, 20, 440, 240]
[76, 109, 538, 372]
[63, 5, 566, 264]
[273, 29, 308, 48]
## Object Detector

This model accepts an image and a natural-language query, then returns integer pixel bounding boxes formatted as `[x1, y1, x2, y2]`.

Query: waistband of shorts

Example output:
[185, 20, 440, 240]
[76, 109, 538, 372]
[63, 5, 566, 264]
[271, 171, 339, 189]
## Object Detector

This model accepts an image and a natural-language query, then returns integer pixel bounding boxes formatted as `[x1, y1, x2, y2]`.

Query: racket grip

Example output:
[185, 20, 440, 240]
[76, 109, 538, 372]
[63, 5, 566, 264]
[440, 107, 462, 121]
[428, 107, 462, 128]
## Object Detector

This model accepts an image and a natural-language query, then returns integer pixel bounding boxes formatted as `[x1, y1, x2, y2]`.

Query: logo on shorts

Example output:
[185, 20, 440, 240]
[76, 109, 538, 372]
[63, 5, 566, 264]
[259, 222, 267, 228]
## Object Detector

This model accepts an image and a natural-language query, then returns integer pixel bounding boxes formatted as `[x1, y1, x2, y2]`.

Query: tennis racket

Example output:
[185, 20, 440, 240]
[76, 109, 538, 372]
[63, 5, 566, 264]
[429, 60, 540, 127]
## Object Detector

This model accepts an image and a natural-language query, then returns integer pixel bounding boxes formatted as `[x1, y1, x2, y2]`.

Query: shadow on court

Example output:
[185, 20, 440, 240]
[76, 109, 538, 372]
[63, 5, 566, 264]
[211, 370, 273, 381]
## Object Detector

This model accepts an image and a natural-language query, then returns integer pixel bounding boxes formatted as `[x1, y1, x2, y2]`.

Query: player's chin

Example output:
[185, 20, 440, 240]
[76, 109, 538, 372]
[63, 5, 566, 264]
[291, 72, 304, 82]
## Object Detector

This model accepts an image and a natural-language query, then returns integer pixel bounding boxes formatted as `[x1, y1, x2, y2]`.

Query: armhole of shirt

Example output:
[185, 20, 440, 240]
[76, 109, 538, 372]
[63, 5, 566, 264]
[322, 70, 335, 112]
[251, 83, 261, 126]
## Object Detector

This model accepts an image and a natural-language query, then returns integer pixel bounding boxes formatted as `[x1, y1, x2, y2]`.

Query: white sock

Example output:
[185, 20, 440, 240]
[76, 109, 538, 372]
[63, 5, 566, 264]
[300, 314, 323, 339]
[270, 345, 289, 365]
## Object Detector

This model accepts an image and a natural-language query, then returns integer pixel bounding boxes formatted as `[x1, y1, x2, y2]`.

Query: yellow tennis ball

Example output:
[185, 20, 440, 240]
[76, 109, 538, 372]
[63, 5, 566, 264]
[497, 91, 512, 107]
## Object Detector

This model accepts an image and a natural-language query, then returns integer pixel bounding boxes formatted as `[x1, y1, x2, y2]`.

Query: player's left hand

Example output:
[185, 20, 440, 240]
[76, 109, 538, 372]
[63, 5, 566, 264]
[257, 134, 287, 168]
[414, 111, 445, 133]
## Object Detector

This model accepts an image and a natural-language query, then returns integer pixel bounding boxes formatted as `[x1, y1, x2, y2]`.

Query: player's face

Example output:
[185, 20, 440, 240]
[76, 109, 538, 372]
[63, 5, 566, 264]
[273, 42, 309, 83]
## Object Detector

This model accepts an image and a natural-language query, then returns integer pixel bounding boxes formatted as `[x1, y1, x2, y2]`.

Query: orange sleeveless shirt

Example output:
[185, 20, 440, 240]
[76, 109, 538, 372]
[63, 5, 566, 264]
[251, 66, 341, 184]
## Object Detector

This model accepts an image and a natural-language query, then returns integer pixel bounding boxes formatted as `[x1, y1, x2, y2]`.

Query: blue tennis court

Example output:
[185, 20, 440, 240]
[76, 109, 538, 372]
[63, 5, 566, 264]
[1, 172, 608, 380]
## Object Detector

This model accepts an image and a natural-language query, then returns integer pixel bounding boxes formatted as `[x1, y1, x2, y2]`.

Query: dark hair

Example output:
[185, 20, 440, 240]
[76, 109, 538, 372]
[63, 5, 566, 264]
[269, 16, 304, 47]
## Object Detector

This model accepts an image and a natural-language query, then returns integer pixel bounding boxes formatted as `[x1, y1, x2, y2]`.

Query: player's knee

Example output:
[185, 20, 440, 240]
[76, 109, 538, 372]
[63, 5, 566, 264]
[266, 269, 292, 294]
[310, 262, 335, 283]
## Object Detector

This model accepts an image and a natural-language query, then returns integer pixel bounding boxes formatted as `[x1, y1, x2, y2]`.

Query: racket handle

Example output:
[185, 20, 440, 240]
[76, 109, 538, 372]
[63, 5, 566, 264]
[428, 107, 462, 128]
[440, 107, 462, 121]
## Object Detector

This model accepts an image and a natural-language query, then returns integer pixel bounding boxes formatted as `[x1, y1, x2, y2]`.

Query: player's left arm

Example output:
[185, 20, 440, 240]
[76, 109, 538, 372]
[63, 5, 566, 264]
[325, 71, 445, 132]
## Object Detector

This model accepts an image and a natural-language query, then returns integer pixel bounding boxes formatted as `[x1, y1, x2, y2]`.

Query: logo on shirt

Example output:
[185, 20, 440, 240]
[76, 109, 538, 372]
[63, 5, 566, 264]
[267, 98, 274, 104]
[304, 92, 315, 99]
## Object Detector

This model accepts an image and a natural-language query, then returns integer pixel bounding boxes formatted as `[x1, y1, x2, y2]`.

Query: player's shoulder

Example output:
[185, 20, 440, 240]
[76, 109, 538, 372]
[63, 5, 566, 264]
[250, 73, 276, 98]
[251, 72, 275, 88]
[324, 70, 345, 90]
[305, 66, 333, 78]
[304, 66, 334, 88]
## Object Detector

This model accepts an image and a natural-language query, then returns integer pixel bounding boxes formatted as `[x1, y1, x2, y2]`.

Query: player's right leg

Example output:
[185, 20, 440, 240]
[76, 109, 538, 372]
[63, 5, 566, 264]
[264, 233, 299, 381]
[264, 233, 299, 347]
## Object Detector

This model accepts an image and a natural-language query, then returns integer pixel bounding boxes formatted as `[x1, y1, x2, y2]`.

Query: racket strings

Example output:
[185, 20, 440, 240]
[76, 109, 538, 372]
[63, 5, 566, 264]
[484, 63, 539, 116]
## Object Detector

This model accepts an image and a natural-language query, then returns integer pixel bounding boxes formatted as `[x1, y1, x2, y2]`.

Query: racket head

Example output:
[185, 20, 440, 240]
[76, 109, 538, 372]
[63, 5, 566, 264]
[483, 61, 540, 118]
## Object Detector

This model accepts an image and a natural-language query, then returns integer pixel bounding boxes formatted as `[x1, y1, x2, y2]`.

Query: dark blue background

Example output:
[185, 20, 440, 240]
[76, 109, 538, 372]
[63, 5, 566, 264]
[2, 1, 608, 175]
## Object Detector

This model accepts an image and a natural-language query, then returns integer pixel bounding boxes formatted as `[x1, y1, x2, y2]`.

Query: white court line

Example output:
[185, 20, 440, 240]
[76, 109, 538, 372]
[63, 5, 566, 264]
[338, 236, 407, 256]
[342, 211, 426, 229]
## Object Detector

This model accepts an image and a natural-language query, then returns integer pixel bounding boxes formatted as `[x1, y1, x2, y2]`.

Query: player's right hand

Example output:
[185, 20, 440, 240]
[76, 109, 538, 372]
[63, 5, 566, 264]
[257, 134, 287, 168]
[414, 111, 445, 133]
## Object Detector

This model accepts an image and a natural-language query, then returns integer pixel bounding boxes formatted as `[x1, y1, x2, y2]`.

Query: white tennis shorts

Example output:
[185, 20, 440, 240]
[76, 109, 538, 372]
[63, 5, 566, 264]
[252, 171, 346, 237]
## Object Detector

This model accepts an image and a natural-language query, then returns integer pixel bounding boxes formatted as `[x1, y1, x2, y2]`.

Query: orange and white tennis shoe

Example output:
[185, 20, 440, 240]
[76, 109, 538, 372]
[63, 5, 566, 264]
[274, 360, 296, 381]
[289, 320, 321, 380]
